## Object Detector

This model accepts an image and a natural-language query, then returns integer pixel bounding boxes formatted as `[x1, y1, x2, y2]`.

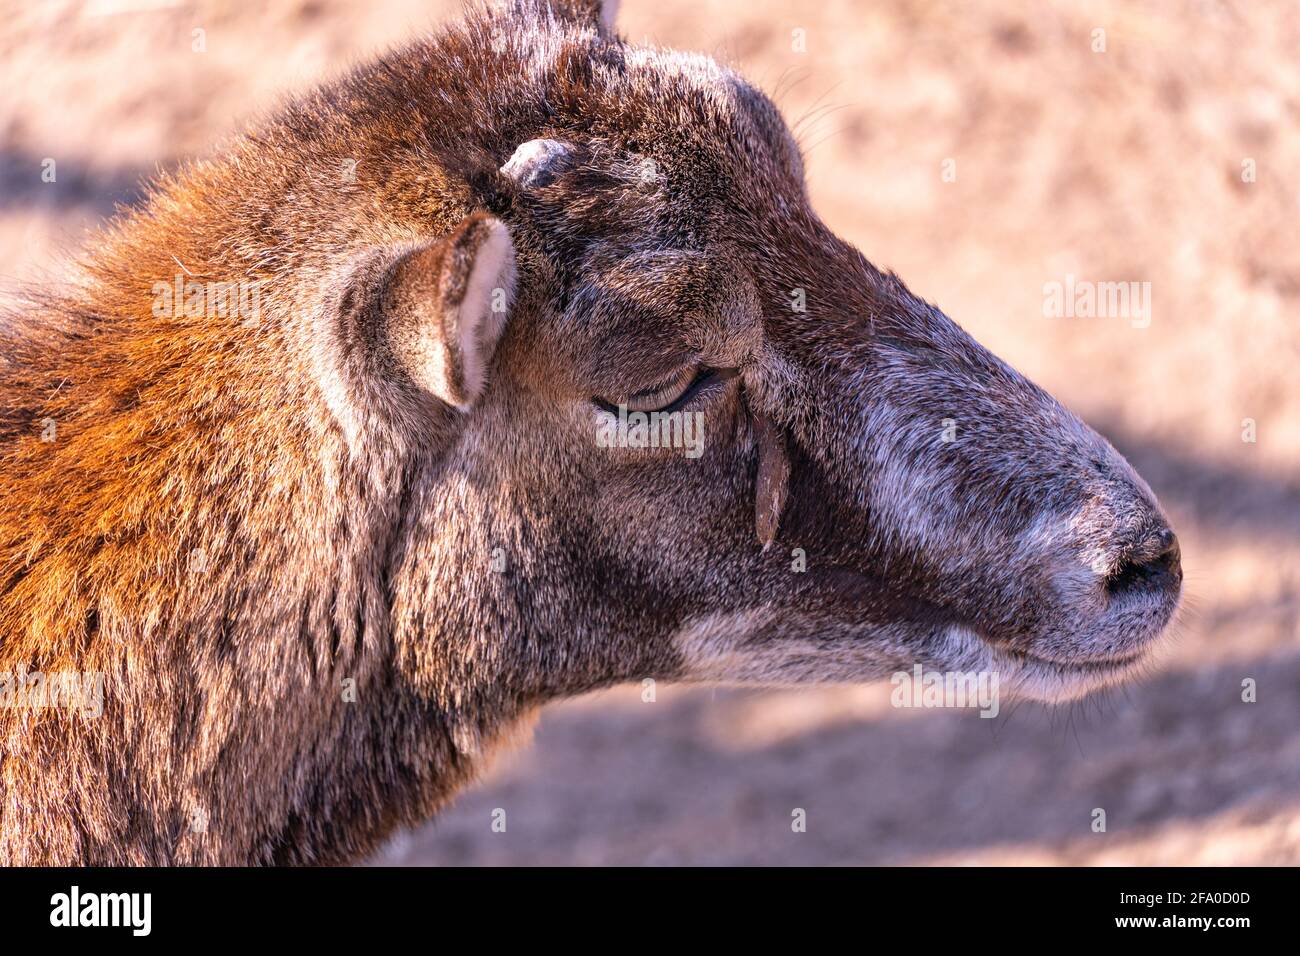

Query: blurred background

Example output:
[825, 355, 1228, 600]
[2, 0, 1297, 864]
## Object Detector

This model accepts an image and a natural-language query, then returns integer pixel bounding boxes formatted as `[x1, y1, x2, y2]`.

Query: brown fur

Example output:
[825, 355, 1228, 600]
[0, 0, 1180, 864]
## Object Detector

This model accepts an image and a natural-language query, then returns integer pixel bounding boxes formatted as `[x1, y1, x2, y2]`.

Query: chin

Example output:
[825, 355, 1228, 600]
[945, 623, 1170, 704]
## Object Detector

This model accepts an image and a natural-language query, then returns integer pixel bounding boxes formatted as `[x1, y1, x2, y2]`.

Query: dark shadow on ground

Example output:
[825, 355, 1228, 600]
[0, 148, 159, 215]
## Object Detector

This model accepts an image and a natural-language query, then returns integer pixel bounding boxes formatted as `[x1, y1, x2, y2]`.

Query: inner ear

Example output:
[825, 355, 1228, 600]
[376, 212, 516, 410]
[751, 407, 791, 550]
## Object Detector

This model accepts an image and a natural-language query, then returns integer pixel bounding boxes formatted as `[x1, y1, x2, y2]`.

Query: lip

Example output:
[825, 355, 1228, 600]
[1001, 645, 1147, 674]
[938, 621, 1158, 702]
[951, 616, 1150, 673]
[967, 567, 1179, 679]
[969, 633, 1156, 702]
[813, 565, 1167, 698]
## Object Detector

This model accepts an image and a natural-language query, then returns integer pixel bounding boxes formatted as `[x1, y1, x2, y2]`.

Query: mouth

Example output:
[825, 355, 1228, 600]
[977, 530, 1183, 700]
[952, 627, 1158, 703]
[805, 561, 1177, 702]
[1000, 644, 1147, 677]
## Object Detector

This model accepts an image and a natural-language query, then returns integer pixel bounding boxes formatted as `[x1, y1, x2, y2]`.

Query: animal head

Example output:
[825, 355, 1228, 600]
[0, 0, 1187, 866]
[308, 0, 1181, 707]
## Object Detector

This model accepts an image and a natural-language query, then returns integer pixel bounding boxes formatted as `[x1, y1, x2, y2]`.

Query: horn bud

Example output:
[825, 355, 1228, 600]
[500, 139, 576, 189]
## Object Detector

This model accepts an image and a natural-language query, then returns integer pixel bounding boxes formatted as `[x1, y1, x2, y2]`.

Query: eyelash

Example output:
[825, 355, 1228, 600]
[594, 367, 731, 415]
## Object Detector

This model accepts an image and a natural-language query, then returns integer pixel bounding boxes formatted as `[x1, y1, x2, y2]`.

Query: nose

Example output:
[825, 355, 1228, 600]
[1105, 524, 1182, 598]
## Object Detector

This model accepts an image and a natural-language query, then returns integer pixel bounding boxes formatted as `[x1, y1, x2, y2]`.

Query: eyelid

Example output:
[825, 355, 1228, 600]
[594, 366, 736, 415]
[625, 365, 699, 409]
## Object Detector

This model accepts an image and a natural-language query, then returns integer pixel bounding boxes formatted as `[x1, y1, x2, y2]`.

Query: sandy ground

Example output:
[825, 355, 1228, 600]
[1, 0, 1297, 865]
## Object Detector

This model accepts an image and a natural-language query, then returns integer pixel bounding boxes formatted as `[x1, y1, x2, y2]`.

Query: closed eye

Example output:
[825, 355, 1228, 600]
[594, 366, 733, 414]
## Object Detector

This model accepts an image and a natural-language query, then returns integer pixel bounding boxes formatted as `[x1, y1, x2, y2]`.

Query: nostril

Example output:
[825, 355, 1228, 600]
[1105, 527, 1181, 597]
[1153, 528, 1181, 576]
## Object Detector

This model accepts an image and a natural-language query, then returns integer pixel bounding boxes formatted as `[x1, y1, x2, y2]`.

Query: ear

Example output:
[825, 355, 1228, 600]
[378, 212, 516, 410]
